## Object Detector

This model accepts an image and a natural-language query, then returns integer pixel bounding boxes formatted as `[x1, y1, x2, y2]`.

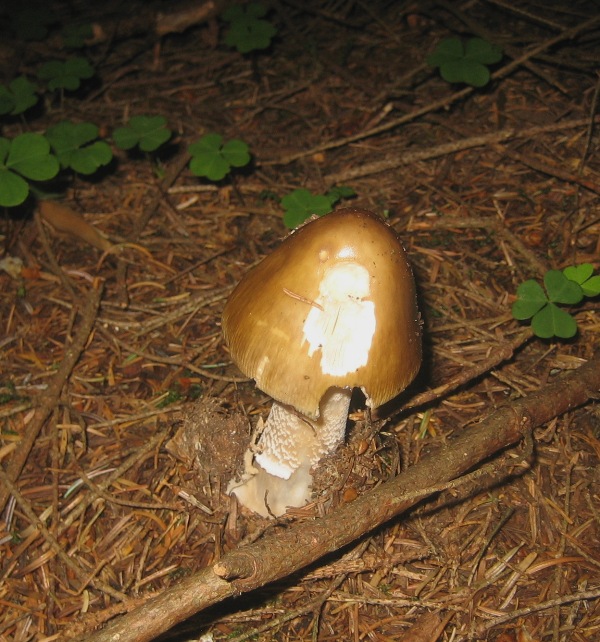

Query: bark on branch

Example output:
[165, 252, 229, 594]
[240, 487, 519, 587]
[74, 351, 600, 642]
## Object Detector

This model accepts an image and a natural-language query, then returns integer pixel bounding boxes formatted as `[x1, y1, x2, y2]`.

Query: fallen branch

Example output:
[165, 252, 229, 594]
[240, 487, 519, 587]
[74, 350, 600, 642]
[0, 282, 104, 515]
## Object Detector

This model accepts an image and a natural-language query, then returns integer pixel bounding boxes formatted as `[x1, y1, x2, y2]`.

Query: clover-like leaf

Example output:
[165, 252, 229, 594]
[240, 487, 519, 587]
[581, 275, 600, 297]
[563, 263, 593, 284]
[46, 121, 112, 175]
[464, 38, 503, 65]
[113, 115, 172, 152]
[427, 36, 502, 87]
[188, 133, 250, 181]
[6, 133, 59, 181]
[0, 169, 30, 207]
[0, 89, 13, 116]
[0, 77, 38, 116]
[426, 37, 463, 67]
[563, 263, 600, 297]
[445, 60, 490, 87]
[511, 279, 548, 320]
[531, 303, 577, 339]
[223, 3, 277, 54]
[512, 264, 599, 339]
[38, 57, 94, 91]
[0, 134, 59, 206]
[544, 269, 583, 305]
[327, 185, 356, 201]
[221, 139, 251, 167]
[189, 134, 228, 181]
[281, 189, 333, 229]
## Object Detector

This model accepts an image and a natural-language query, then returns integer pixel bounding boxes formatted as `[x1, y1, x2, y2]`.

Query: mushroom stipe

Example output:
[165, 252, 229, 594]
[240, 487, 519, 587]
[222, 208, 422, 517]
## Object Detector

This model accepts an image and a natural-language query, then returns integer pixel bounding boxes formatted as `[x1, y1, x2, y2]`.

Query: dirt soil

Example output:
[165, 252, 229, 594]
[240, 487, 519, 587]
[1, 1, 599, 641]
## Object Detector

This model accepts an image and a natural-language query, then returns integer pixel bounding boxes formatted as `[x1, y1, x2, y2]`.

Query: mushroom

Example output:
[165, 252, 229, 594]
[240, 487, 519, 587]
[222, 208, 421, 517]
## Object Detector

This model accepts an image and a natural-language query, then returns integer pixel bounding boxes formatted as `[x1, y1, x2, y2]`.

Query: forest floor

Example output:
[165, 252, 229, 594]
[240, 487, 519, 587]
[1, 1, 599, 641]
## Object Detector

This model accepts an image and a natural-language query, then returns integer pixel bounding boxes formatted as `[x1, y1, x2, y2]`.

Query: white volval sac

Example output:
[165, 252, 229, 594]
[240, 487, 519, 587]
[302, 263, 376, 376]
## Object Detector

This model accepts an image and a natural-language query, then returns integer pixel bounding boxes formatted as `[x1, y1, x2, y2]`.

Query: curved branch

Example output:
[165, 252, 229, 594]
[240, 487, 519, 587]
[73, 351, 600, 642]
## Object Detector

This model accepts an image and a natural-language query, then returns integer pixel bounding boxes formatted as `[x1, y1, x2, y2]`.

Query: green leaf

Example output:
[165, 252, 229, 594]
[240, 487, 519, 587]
[531, 303, 577, 339]
[221, 139, 250, 167]
[440, 59, 490, 87]
[0, 87, 15, 116]
[427, 37, 463, 67]
[38, 57, 94, 91]
[188, 134, 250, 181]
[223, 3, 276, 54]
[0, 139, 10, 163]
[189, 133, 223, 152]
[112, 126, 138, 151]
[10, 77, 38, 114]
[65, 57, 95, 79]
[464, 38, 502, 65]
[71, 141, 112, 174]
[326, 185, 356, 203]
[581, 275, 600, 297]
[5, 133, 59, 181]
[427, 36, 501, 87]
[189, 134, 228, 180]
[189, 154, 229, 181]
[0, 169, 30, 207]
[459, 61, 490, 87]
[46, 121, 98, 154]
[544, 269, 583, 305]
[563, 263, 594, 284]
[46, 121, 112, 174]
[113, 115, 172, 152]
[281, 189, 333, 229]
[511, 279, 548, 319]
[563, 263, 600, 297]
[0, 134, 58, 206]
[0, 77, 38, 116]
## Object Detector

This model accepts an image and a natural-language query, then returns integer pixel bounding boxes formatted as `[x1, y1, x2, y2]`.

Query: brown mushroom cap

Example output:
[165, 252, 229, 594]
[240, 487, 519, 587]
[222, 208, 422, 419]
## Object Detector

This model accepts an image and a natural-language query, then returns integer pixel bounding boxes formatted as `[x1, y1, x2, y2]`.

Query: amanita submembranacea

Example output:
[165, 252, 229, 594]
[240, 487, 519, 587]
[222, 208, 422, 517]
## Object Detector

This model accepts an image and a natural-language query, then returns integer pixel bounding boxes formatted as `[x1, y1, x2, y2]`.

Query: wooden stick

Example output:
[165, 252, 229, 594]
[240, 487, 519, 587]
[73, 351, 600, 642]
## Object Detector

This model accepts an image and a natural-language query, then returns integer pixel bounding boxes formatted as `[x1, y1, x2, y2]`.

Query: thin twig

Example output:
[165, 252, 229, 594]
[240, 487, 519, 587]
[482, 587, 600, 631]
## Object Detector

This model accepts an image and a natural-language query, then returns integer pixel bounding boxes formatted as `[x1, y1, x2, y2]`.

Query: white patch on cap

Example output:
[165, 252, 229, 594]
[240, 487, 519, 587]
[254, 354, 270, 381]
[302, 263, 376, 376]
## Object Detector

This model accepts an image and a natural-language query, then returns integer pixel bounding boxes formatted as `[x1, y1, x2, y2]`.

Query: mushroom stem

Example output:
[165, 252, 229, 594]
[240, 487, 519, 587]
[256, 387, 352, 478]
[229, 387, 351, 516]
